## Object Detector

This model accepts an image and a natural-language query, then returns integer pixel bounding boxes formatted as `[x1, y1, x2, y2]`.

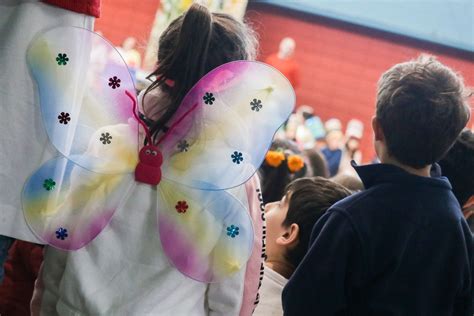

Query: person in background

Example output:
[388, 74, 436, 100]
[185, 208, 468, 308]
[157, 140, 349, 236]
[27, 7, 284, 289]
[303, 148, 329, 178]
[0, 241, 44, 316]
[321, 118, 344, 176]
[265, 37, 299, 89]
[438, 129, 474, 231]
[304, 115, 327, 150]
[259, 139, 310, 204]
[338, 119, 364, 176]
[0, 237, 13, 284]
[344, 119, 364, 164]
[116, 36, 142, 82]
[294, 105, 316, 150]
[0, 0, 99, 291]
[283, 55, 473, 315]
[120, 37, 142, 69]
[331, 173, 364, 193]
[253, 177, 351, 316]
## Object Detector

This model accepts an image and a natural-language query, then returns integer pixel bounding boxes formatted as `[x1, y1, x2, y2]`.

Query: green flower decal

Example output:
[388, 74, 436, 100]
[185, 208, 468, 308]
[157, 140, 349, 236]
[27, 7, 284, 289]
[56, 53, 69, 66]
[43, 178, 56, 191]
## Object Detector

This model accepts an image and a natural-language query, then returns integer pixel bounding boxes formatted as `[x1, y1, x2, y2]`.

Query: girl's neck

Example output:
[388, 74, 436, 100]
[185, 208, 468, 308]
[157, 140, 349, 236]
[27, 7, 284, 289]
[265, 259, 294, 279]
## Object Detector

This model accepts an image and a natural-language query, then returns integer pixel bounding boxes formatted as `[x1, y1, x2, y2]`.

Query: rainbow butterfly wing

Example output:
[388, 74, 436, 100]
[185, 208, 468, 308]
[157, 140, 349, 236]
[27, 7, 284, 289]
[23, 27, 138, 249]
[27, 26, 138, 174]
[157, 179, 253, 282]
[22, 26, 295, 281]
[22, 157, 134, 250]
[154, 62, 295, 280]
[158, 61, 295, 190]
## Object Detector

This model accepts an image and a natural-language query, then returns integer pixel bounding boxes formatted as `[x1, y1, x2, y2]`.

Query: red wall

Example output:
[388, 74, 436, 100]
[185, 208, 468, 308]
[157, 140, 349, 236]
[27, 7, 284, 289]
[246, 4, 474, 162]
[94, 0, 160, 58]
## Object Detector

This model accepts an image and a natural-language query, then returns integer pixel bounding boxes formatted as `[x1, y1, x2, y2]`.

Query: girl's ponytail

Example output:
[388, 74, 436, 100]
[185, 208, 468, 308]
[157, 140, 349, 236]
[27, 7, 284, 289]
[144, 3, 213, 141]
[143, 3, 257, 143]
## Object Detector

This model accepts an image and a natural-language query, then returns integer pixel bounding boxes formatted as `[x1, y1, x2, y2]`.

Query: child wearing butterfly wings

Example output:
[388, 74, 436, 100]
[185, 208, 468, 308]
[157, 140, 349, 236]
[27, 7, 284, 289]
[26, 4, 295, 315]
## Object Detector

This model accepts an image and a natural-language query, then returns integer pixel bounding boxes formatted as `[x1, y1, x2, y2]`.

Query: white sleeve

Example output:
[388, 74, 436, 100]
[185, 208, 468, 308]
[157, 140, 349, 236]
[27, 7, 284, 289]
[206, 266, 246, 316]
[205, 182, 251, 315]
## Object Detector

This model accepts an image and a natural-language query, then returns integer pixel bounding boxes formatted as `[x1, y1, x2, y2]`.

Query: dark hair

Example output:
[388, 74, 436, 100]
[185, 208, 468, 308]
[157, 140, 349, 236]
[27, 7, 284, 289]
[259, 139, 310, 204]
[331, 173, 364, 192]
[282, 177, 351, 268]
[303, 148, 329, 178]
[439, 130, 474, 206]
[376, 55, 471, 168]
[142, 3, 257, 141]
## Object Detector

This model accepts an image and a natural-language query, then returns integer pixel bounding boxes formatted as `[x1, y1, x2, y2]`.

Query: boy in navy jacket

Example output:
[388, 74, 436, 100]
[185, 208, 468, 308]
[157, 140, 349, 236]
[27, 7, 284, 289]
[282, 55, 473, 315]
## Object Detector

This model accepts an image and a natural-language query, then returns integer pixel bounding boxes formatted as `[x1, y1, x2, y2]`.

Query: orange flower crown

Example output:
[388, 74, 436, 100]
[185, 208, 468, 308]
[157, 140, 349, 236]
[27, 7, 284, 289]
[264, 150, 305, 173]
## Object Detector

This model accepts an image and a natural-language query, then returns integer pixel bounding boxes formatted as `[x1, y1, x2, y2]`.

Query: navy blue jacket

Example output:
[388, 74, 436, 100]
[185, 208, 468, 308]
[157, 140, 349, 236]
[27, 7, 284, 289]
[282, 163, 473, 316]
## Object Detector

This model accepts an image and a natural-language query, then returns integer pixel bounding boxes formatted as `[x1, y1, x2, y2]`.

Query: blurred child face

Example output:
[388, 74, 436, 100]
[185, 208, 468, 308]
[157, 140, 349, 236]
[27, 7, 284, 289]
[326, 130, 343, 150]
[346, 138, 360, 151]
[265, 194, 290, 262]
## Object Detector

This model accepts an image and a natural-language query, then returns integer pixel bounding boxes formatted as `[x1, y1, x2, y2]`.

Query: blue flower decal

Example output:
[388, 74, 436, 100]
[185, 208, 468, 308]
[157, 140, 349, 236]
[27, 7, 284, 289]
[55, 227, 68, 240]
[203, 92, 215, 105]
[231, 151, 243, 164]
[226, 225, 239, 238]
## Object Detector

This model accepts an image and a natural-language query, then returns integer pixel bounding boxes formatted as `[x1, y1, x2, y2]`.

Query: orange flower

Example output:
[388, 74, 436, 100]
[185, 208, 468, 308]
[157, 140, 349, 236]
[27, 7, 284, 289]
[265, 151, 285, 168]
[287, 155, 304, 173]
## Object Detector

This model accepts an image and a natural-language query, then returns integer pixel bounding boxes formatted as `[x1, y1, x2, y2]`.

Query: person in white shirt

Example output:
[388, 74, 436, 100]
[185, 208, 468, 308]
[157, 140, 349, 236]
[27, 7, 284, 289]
[30, 4, 267, 315]
[254, 177, 351, 316]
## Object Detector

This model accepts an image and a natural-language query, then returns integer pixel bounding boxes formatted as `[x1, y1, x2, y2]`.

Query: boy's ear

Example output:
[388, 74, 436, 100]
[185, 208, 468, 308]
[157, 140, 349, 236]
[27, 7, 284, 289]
[372, 116, 385, 142]
[276, 223, 299, 247]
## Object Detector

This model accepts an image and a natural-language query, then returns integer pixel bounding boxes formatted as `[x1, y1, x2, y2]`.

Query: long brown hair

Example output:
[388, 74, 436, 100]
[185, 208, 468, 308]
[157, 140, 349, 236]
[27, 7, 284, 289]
[142, 3, 257, 142]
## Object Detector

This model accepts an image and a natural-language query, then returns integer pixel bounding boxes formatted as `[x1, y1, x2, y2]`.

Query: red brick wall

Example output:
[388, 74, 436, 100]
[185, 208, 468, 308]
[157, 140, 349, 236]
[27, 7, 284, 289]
[94, 0, 160, 58]
[246, 4, 474, 162]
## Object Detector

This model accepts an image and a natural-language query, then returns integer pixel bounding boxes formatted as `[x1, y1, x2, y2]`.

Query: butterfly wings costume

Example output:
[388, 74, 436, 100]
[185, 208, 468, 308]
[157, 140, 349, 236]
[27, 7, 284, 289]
[22, 27, 295, 283]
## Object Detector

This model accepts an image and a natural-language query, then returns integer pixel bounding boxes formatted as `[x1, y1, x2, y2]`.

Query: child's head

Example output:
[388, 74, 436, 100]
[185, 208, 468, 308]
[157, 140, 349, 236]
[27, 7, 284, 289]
[331, 173, 364, 192]
[259, 139, 310, 204]
[143, 3, 257, 139]
[439, 129, 474, 208]
[264, 177, 351, 276]
[374, 55, 471, 169]
[303, 148, 329, 178]
[324, 118, 344, 150]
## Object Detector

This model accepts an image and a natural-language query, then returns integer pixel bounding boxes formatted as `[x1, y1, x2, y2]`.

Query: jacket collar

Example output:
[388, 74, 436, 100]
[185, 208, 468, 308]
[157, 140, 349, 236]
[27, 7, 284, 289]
[352, 161, 452, 190]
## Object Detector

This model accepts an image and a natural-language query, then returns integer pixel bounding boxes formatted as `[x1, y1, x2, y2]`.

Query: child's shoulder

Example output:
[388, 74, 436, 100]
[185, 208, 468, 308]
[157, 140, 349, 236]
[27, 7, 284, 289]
[329, 179, 464, 234]
[328, 188, 376, 215]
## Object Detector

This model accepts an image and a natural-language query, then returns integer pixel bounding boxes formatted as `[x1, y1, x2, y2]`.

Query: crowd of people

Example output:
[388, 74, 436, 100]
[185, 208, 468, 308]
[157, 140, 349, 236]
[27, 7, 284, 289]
[0, 1, 473, 315]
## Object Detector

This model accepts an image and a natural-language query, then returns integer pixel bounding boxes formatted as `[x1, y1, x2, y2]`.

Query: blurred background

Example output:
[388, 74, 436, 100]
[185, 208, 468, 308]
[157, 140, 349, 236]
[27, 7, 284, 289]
[94, 0, 474, 164]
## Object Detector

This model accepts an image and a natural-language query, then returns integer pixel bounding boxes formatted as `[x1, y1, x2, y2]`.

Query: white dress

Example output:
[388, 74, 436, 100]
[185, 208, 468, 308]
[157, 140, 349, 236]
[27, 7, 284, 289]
[32, 179, 259, 315]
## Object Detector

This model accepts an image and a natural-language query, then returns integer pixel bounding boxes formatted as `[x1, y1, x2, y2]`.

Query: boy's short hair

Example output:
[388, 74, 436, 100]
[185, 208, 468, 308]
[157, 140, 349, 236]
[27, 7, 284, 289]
[438, 129, 474, 206]
[376, 55, 471, 168]
[331, 173, 364, 192]
[282, 177, 351, 268]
